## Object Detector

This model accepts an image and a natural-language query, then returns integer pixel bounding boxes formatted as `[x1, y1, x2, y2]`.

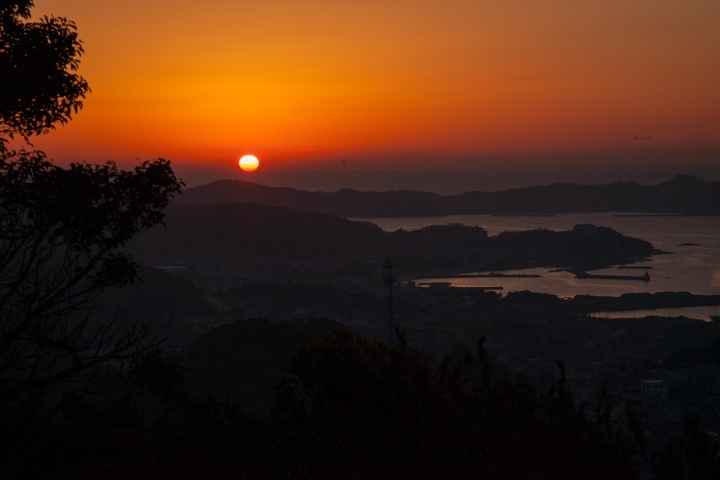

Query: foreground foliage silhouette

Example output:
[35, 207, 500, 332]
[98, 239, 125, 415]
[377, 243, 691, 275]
[0, 151, 182, 397]
[267, 329, 640, 480]
[0, 0, 89, 139]
[1, 0, 183, 400]
[2, 325, 720, 478]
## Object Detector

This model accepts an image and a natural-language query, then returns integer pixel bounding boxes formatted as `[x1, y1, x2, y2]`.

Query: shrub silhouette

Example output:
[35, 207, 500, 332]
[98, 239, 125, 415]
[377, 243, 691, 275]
[268, 327, 640, 480]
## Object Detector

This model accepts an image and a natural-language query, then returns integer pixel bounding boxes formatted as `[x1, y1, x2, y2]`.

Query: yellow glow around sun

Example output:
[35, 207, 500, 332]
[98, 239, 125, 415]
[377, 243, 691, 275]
[239, 155, 259, 172]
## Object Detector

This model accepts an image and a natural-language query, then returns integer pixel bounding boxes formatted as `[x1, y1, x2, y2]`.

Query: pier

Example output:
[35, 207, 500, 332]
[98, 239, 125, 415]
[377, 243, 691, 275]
[574, 269, 650, 282]
[434, 272, 542, 279]
[491, 214, 556, 217]
[415, 282, 503, 290]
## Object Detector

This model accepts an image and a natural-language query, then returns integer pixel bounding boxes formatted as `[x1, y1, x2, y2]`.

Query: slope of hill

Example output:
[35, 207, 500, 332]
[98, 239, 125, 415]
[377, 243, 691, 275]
[97, 265, 221, 346]
[130, 203, 389, 260]
[129, 203, 659, 274]
[100, 265, 219, 319]
[175, 175, 720, 217]
[181, 317, 338, 409]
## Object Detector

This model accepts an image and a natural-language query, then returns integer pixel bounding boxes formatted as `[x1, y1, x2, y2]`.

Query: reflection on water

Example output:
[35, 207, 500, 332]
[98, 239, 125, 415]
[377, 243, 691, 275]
[357, 213, 720, 299]
[590, 306, 719, 322]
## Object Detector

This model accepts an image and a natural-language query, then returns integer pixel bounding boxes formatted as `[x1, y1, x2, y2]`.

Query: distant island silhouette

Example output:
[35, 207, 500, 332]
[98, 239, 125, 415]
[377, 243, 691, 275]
[175, 174, 720, 217]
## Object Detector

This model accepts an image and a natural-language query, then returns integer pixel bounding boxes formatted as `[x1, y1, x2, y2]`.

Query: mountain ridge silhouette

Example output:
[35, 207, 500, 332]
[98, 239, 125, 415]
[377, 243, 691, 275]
[175, 175, 720, 217]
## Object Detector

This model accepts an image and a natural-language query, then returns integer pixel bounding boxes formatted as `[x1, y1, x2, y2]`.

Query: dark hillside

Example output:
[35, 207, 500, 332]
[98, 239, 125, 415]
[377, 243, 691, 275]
[392, 226, 658, 273]
[130, 203, 388, 260]
[181, 317, 338, 409]
[129, 203, 659, 274]
[96, 265, 222, 345]
[391, 224, 488, 252]
[176, 175, 720, 217]
[99, 266, 219, 319]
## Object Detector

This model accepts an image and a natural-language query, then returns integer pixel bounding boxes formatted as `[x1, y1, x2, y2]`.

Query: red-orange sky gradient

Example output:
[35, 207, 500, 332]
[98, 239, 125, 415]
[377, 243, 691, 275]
[29, 0, 720, 170]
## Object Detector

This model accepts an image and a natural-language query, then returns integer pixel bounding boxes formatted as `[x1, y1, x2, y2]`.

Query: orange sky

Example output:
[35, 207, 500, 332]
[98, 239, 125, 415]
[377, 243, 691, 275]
[29, 0, 720, 170]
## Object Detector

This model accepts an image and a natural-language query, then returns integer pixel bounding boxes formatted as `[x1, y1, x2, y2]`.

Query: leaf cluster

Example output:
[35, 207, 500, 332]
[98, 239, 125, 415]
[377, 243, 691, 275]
[0, 0, 89, 139]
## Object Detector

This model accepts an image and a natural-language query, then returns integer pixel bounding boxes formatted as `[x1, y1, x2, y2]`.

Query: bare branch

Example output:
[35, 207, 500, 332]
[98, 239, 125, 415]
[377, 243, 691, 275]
[0, 150, 182, 397]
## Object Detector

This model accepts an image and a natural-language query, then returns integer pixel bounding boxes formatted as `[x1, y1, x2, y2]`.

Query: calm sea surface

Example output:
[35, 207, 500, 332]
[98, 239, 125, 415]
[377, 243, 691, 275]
[355, 213, 720, 319]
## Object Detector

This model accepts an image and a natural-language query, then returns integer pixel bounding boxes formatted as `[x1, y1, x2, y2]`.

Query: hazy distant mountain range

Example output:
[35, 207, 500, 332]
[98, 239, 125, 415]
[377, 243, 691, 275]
[175, 174, 720, 217]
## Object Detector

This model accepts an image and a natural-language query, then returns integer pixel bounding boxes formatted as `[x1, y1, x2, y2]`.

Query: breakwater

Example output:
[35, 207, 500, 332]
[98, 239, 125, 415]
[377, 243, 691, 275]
[574, 270, 650, 282]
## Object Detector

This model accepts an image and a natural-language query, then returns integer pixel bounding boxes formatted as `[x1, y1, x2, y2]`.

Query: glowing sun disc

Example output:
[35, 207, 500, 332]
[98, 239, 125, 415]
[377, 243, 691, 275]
[239, 155, 259, 172]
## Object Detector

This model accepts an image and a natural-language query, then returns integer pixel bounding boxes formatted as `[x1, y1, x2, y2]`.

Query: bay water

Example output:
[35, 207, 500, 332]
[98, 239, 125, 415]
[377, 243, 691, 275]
[355, 213, 720, 319]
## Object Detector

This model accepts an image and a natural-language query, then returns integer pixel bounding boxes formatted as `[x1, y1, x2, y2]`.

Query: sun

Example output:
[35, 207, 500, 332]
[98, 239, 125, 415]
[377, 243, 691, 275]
[239, 155, 259, 172]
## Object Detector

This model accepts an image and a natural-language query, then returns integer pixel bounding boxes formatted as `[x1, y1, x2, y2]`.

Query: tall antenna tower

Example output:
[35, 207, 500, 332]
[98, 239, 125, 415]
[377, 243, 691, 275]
[382, 254, 396, 345]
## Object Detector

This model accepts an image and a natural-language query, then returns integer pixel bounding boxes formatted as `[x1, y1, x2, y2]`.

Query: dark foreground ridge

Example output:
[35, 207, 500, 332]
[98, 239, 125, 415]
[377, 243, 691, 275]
[176, 174, 720, 217]
[129, 203, 660, 275]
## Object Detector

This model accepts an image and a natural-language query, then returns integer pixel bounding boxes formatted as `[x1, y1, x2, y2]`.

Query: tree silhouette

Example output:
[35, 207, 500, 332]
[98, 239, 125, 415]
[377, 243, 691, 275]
[0, 0, 89, 140]
[0, 0, 183, 398]
[0, 152, 182, 396]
